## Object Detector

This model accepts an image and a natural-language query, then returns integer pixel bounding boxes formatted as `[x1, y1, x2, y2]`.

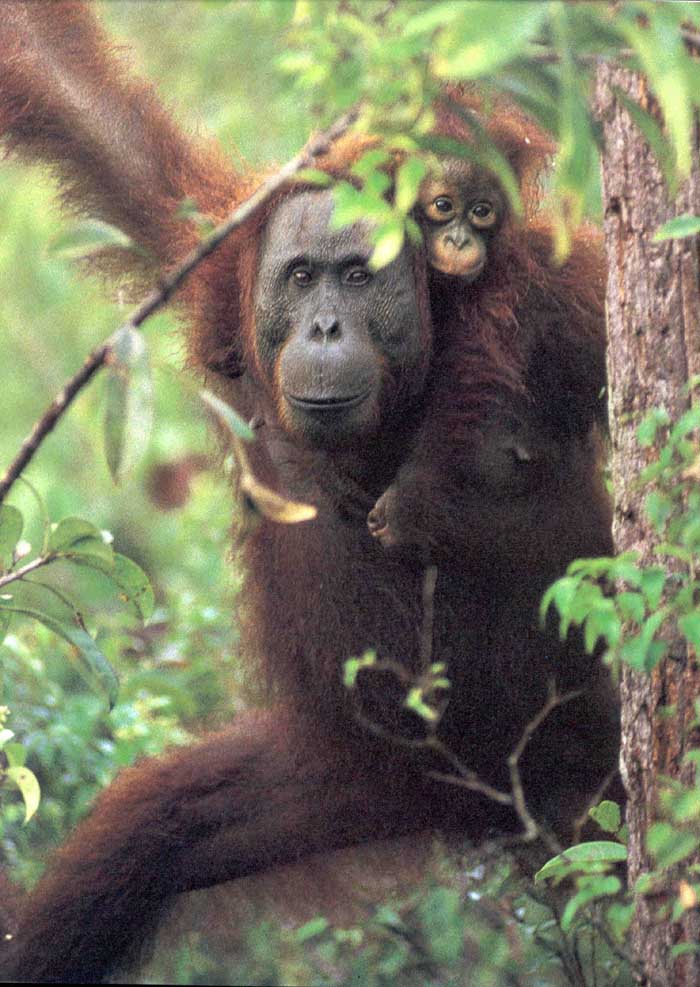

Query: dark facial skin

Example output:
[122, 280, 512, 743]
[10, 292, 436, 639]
[254, 190, 426, 448]
[418, 158, 504, 281]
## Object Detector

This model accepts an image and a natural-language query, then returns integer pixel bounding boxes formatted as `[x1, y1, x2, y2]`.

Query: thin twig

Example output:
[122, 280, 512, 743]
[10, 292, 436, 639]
[571, 766, 619, 845]
[0, 107, 360, 505]
[426, 763, 513, 806]
[507, 682, 581, 854]
[419, 564, 438, 670]
[0, 555, 52, 590]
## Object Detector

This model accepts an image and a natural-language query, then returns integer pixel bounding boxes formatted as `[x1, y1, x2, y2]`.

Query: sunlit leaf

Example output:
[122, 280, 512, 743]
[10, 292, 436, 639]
[295, 168, 333, 187]
[647, 821, 698, 869]
[403, 2, 462, 39]
[104, 326, 154, 482]
[433, 3, 548, 80]
[394, 157, 428, 215]
[343, 652, 376, 689]
[617, 9, 693, 178]
[295, 917, 330, 943]
[48, 517, 102, 553]
[240, 473, 317, 525]
[679, 612, 700, 651]
[535, 841, 627, 882]
[0, 504, 23, 565]
[4, 743, 26, 768]
[47, 219, 136, 261]
[0, 602, 119, 707]
[200, 390, 256, 442]
[654, 215, 700, 242]
[351, 149, 391, 181]
[561, 875, 622, 930]
[71, 552, 155, 622]
[370, 221, 405, 270]
[5, 765, 40, 823]
[614, 90, 677, 193]
[589, 800, 622, 835]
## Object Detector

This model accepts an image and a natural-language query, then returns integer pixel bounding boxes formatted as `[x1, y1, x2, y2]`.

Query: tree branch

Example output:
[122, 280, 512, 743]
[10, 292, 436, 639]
[0, 106, 360, 505]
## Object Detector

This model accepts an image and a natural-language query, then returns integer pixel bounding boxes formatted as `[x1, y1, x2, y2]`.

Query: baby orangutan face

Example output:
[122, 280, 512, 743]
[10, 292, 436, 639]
[418, 158, 505, 281]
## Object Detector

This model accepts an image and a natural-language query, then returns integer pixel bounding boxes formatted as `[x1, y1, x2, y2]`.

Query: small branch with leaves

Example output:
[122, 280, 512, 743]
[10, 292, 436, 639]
[344, 567, 579, 855]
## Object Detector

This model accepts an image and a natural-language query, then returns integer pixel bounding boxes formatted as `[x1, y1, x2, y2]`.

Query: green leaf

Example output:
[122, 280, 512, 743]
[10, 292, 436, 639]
[549, 5, 595, 251]
[394, 157, 428, 215]
[672, 943, 700, 959]
[639, 567, 667, 610]
[0, 602, 119, 707]
[680, 612, 700, 652]
[47, 219, 135, 261]
[370, 220, 405, 271]
[343, 652, 376, 689]
[351, 149, 391, 181]
[0, 607, 10, 646]
[647, 821, 698, 869]
[535, 841, 627, 882]
[404, 687, 439, 722]
[200, 390, 256, 442]
[620, 614, 669, 673]
[583, 604, 621, 653]
[614, 89, 677, 192]
[295, 168, 333, 188]
[72, 552, 154, 622]
[403, 2, 462, 38]
[4, 742, 26, 768]
[433, 3, 548, 80]
[418, 887, 462, 966]
[561, 875, 622, 931]
[589, 800, 622, 835]
[637, 407, 671, 447]
[48, 517, 102, 553]
[670, 405, 700, 442]
[616, 591, 645, 624]
[607, 901, 635, 941]
[104, 326, 154, 482]
[619, 8, 693, 178]
[295, 917, 329, 943]
[5, 765, 40, 823]
[645, 490, 674, 533]
[654, 215, 700, 242]
[0, 504, 23, 565]
[540, 575, 582, 635]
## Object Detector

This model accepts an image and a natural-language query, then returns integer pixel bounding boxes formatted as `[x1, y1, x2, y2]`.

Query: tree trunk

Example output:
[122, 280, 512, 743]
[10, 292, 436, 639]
[595, 64, 700, 986]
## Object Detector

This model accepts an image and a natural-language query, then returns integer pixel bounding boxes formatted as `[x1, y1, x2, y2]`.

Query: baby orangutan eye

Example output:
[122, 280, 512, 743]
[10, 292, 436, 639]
[433, 196, 454, 215]
[468, 201, 497, 228]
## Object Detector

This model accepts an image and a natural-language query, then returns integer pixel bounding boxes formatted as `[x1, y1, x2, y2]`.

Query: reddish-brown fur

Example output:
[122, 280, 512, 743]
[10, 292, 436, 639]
[1, 4, 617, 983]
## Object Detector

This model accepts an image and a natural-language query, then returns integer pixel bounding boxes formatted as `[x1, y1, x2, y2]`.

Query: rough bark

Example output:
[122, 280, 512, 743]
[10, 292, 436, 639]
[596, 64, 700, 986]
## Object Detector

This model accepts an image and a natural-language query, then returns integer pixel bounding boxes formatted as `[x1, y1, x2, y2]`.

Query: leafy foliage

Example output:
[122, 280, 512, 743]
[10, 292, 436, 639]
[4, 1, 700, 983]
[280, 1, 700, 259]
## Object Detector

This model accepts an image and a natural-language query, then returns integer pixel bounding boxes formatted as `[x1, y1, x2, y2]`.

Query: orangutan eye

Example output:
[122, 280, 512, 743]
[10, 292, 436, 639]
[345, 267, 371, 286]
[469, 201, 497, 228]
[291, 267, 313, 286]
[433, 196, 454, 215]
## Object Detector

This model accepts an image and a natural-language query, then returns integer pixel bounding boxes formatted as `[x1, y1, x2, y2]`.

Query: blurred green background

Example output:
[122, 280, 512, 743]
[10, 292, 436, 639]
[0, 0, 312, 883]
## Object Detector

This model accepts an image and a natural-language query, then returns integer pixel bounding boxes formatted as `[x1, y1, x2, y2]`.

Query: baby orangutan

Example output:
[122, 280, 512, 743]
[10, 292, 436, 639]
[368, 156, 607, 553]
[419, 158, 505, 281]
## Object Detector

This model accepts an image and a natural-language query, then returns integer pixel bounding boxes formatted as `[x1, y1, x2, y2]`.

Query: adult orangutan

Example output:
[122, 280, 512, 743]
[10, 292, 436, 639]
[0, 3, 616, 982]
